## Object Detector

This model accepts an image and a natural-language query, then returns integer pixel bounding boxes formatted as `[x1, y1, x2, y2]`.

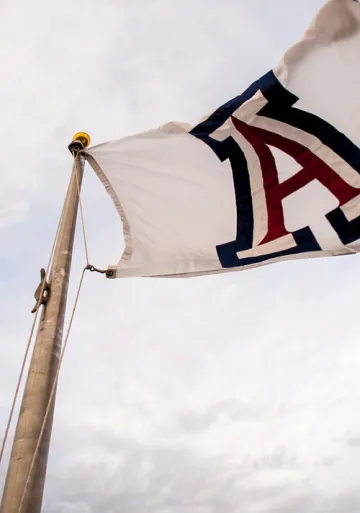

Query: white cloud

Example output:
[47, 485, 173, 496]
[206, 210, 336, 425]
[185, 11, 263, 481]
[0, 201, 28, 229]
[1, 0, 360, 512]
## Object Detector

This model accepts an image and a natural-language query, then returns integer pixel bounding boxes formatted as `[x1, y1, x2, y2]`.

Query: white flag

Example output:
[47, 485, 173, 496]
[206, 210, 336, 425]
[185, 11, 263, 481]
[85, 0, 360, 278]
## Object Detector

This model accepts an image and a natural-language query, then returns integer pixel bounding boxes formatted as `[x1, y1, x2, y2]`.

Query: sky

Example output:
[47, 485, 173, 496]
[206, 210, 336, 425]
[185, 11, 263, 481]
[1, 1, 360, 512]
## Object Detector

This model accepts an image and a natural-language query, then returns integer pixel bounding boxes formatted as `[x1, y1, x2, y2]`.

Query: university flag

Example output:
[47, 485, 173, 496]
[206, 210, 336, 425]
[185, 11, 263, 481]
[85, 0, 360, 278]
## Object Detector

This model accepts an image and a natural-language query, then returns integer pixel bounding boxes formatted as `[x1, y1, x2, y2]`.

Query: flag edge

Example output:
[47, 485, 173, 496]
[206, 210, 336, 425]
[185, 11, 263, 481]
[83, 152, 133, 270]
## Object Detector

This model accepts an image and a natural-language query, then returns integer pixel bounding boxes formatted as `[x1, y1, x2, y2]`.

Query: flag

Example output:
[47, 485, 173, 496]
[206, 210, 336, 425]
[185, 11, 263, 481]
[85, 0, 360, 278]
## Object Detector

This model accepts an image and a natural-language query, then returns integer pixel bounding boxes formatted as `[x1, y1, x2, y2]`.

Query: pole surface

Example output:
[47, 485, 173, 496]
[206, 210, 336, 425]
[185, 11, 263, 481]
[0, 154, 85, 513]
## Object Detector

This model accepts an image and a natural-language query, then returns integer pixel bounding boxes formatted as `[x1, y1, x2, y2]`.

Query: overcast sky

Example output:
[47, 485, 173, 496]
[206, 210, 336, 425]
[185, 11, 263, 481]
[1, 1, 360, 512]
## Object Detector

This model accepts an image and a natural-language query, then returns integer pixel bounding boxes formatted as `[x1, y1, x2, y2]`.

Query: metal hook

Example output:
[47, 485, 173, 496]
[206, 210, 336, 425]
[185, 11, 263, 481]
[85, 264, 115, 278]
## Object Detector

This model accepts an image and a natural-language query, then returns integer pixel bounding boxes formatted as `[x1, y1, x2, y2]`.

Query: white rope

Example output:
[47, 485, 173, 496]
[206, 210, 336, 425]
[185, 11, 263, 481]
[74, 155, 90, 266]
[1, 152, 93, 511]
[0, 201, 65, 465]
[17, 266, 87, 513]
[16, 154, 93, 513]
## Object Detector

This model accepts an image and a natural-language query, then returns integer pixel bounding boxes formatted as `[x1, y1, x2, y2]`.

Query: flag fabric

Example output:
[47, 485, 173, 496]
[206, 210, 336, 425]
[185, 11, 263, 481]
[85, 0, 360, 278]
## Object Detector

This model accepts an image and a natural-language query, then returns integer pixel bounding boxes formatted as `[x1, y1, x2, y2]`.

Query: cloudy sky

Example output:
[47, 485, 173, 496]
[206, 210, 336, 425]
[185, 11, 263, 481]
[1, 0, 360, 512]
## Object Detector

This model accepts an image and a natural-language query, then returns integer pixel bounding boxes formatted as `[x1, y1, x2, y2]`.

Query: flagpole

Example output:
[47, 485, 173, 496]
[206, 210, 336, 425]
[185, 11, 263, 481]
[0, 133, 90, 513]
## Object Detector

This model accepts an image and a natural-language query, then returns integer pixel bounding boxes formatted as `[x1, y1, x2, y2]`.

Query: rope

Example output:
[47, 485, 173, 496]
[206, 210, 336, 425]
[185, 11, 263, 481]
[16, 153, 93, 512]
[0, 201, 65, 465]
[17, 266, 87, 513]
[74, 154, 90, 266]
[2, 152, 97, 511]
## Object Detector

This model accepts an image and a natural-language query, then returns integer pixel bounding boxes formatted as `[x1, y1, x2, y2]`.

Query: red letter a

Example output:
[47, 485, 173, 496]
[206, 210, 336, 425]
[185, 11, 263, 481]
[232, 116, 360, 245]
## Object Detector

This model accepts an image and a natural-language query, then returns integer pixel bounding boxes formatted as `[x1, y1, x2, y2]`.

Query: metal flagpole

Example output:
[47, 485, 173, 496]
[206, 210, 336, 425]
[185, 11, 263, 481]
[0, 133, 91, 513]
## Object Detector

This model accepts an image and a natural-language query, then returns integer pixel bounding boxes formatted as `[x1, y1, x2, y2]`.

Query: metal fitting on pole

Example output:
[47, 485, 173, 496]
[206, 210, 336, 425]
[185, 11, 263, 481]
[68, 132, 91, 155]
